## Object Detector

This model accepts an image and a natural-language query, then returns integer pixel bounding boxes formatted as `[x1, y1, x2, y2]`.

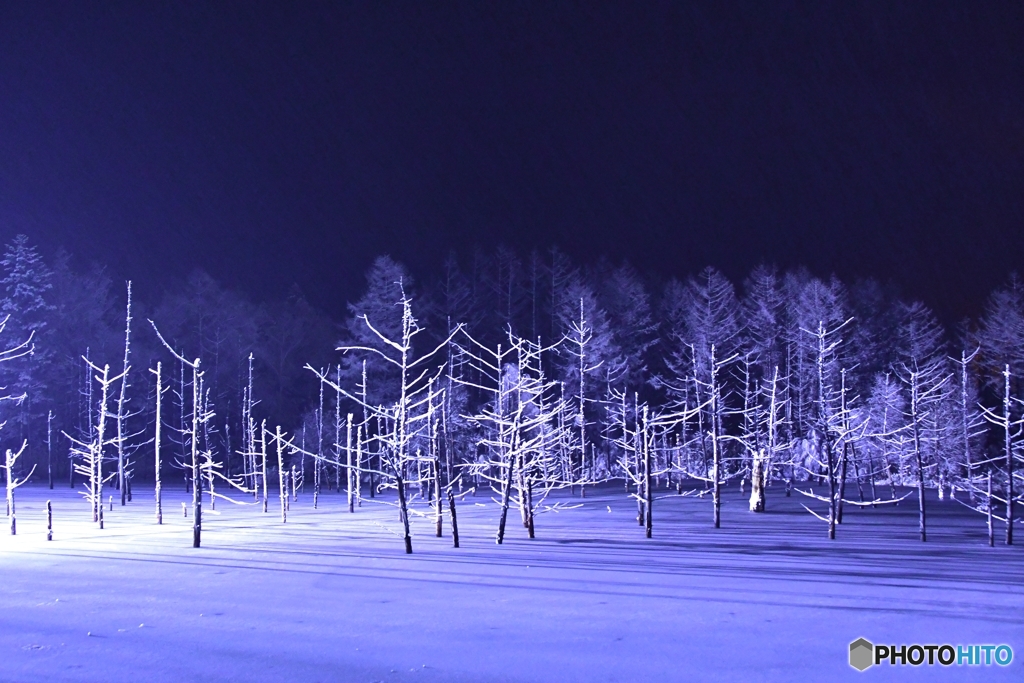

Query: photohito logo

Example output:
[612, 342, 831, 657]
[849, 638, 1013, 671]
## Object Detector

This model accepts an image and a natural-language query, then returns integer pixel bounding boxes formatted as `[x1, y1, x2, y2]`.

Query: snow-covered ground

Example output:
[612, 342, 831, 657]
[1, 481, 1021, 682]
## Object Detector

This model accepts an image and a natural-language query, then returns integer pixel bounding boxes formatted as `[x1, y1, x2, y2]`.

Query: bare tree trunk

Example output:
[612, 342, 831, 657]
[6, 449, 14, 535]
[47, 411, 53, 490]
[346, 413, 354, 513]
[711, 429, 721, 529]
[276, 426, 287, 523]
[749, 450, 765, 513]
[153, 362, 163, 524]
[496, 447, 516, 544]
[525, 476, 535, 539]
[95, 365, 111, 527]
[826, 437, 837, 541]
[291, 464, 297, 505]
[837, 442, 849, 524]
[987, 471, 994, 548]
[396, 472, 412, 554]
[191, 361, 201, 548]
[709, 347, 723, 529]
[1001, 366, 1014, 546]
[911, 377, 927, 542]
[447, 487, 460, 548]
[260, 421, 268, 513]
[117, 282, 133, 508]
[433, 459, 443, 538]
[637, 480, 645, 526]
[355, 425, 363, 507]
[959, 350, 976, 503]
[643, 407, 652, 538]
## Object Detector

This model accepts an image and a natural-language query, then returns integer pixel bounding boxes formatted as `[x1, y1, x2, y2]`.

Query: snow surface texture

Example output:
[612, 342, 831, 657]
[1, 483, 1021, 682]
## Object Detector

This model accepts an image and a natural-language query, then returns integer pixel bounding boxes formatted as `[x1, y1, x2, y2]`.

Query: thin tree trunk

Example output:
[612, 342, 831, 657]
[1002, 366, 1014, 546]
[346, 414, 354, 513]
[276, 426, 287, 523]
[261, 421, 268, 513]
[960, 351, 975, 503]
[711, 427, 721, 529]
[837, 442, 849, 524]
[434, 459, 443, 538]
[291, 464, 297, 504]
[154, 362, 163, 524]
[987, 471, 994, 548]
[47, 412, 53, 489]
[525, 476, 535, 539]
[643, 407, 652, 538]
[911, 378, 927, 542]
[496, 446, 517, 544]
[6, 449, 14, 536]
[95, 365, 110, 527]
[710, 347, 722, 529]
[826, 437, 837, 540]
[117, 282, 133, 508]
[191, 361, 201, 548]
[396, 473, 412, 554]
[355, 425, 363, 506]
[447, 487, 460, 548]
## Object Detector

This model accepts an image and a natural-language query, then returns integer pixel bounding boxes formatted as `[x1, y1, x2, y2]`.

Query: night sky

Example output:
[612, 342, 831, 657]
[1, 2, 1021, 323]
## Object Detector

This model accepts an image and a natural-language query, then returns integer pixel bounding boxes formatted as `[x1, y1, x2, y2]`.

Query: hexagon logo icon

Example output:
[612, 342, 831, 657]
[849, 638, 874, 671]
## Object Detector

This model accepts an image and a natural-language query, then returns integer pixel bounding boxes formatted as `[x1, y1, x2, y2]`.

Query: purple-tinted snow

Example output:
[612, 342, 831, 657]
[1, 483, 1021, 682]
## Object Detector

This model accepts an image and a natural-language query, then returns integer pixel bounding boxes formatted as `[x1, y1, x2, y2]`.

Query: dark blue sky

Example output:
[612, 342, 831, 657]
[1, 2, 1021, 322]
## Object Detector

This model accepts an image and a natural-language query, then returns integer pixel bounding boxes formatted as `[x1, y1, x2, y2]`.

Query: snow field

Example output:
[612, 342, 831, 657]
[1, 481, 1021, 682]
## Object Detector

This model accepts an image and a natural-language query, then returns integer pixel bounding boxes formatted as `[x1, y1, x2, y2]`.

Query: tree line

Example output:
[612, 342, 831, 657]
[1, 235, 1021, 548]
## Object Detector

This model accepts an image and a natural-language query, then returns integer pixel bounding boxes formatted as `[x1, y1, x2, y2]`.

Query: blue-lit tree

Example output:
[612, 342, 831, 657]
[0, 234, 53, 449]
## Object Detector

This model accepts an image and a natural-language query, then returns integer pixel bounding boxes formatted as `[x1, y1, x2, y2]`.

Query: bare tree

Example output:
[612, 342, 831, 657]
[115, 282, 134, 506]
[607, 393, 658, 536]
[65, 359, 124, 528]
[554, 282, 617, 492]
[4, 440, 33, 535]
[740, 366, 789, 513]
[150, 361, 165, 523]
[950, 348, 986, 502]
[893, 302, 951, 541]
[979, 365, 1023, 545]
[795, 321, 863, 538]
[0, 314, 34, 536]
[697, 344, 734, 528]
[456, 330, 577, 542]
[308, 284, 458, 553]
[150, 322, 205, 547]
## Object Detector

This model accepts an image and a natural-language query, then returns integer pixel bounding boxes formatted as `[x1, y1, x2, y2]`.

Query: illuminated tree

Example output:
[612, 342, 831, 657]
[309, 284, 457, 553]
[456, 330, 577, 542]
[0, 234, 53, 446]
[893, 301, 951, 541]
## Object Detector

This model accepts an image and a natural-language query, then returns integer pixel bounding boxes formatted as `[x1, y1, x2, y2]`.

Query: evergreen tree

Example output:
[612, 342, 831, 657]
[0, 234, 54, 442]
[741, 264, 784, 379]
[598, 262, 657, 393]
[341, 255, 414, 407]
[976, 274, 1024, 392]
[786, 275, 848, 437]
